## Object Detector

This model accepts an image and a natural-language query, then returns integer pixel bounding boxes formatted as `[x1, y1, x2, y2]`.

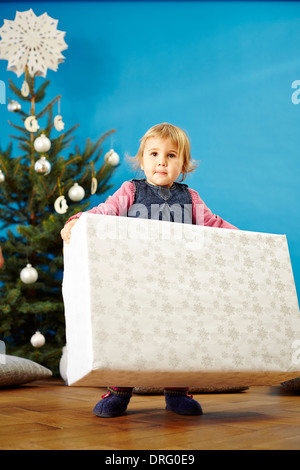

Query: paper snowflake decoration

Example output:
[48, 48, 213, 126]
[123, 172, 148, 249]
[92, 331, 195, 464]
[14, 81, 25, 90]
[0, 9, 68, 77]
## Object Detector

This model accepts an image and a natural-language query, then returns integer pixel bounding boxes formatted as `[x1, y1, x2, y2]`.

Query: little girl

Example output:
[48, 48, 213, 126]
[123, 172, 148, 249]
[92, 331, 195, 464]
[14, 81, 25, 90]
[61, 123, 238, 418]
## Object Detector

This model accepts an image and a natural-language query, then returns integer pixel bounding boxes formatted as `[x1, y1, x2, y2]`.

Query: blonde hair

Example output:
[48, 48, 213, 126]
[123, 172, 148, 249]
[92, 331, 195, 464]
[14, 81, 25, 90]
[130, 123, 198, 182]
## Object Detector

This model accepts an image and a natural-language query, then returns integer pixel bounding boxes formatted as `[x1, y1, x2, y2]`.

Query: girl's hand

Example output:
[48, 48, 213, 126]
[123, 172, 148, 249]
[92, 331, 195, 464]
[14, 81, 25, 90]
[60, 219, 78, 243]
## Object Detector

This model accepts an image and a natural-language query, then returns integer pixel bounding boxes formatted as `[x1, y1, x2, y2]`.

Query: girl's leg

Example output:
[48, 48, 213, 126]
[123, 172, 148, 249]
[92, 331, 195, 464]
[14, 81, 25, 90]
[93, 386, 133, 418]
[164, 387, 203, 415]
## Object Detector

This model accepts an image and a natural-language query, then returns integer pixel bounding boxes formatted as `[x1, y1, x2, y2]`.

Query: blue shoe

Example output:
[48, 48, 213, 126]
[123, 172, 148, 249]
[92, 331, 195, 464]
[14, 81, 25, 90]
[164, 390, 203, 415]
[93, 389, 132, 418]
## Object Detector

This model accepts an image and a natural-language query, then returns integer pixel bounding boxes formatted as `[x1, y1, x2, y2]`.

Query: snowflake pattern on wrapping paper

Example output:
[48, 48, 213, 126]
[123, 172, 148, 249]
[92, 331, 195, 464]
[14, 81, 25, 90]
[0, 9, 68, 77]
[64, 214, 300, 383]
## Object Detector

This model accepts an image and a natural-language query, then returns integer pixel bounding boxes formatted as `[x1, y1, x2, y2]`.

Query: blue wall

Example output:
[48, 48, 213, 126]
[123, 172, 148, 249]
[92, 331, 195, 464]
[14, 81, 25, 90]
[0, 1, 299, 297]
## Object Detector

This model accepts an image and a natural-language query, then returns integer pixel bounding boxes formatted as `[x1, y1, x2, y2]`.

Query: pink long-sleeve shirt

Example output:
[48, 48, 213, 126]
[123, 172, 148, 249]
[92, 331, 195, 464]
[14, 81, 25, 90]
[66, 180, 238, 229]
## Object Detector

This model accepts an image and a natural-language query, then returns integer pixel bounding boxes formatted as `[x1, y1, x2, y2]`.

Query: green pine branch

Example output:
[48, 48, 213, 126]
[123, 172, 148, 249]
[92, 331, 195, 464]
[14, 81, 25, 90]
[0, 75, 120, 374]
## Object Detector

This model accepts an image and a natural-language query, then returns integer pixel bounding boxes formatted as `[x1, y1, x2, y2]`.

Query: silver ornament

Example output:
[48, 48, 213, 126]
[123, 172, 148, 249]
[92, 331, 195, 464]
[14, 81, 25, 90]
[68, 182, 85, 201]
[20, 263, 38, 284]
[34, 156, 51, 175]
[7, 100, 21, 112]
[34, 133, 51, 153]
[0, 170, 5, 183]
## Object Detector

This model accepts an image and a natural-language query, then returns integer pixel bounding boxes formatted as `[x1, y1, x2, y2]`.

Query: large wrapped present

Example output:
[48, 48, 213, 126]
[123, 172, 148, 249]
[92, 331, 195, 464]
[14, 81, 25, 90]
[62, 214, 300, 387]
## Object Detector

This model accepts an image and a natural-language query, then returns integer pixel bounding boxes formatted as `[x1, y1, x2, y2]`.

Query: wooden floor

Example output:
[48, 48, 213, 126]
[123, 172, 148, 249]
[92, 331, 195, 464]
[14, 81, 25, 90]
[0, 378, 299, 450]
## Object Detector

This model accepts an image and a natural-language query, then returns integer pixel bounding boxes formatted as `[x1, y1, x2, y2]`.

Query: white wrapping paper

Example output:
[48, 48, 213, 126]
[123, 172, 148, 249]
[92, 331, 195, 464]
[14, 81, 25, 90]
[63, 214, 300, 387]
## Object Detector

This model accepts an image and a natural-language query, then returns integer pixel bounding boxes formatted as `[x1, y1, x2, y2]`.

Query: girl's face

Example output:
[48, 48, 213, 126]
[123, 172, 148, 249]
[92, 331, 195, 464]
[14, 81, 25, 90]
[141, 137, 183, 187]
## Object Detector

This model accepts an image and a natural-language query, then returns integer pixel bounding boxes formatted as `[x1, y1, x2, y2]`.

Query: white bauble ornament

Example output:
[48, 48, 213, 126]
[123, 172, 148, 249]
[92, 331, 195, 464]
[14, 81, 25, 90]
[34, 133, 51, 153]
[24, 115, 39, 132]
[7, 100, 21, 112]
[54, 195, 68, 214]
[104, 149, 113, 162]
[104, 149, 120, 166]
[34, 156, 51, 175]
[20, 263, 38, 284]
[54, 114, 65, 131]
[0, 170, 5, 183]
[68, 183, 85, 201]
[108, 151, 119, 166]
[30, 331, 45, 348]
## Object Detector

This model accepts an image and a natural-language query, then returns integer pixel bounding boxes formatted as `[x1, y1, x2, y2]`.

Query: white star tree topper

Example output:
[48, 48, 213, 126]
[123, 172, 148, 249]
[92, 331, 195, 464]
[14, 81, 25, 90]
[0, 9, 68, 77]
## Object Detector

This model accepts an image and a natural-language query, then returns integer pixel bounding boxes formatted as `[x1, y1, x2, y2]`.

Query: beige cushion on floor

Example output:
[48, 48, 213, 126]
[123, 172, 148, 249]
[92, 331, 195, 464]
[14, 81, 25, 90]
[0, 355, 52, 387]
[281, 377, 300, 392]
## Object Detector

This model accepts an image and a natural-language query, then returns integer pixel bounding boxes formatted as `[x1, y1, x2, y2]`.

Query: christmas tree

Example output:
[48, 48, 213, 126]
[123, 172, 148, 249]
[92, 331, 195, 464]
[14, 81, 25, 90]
[0, 10, 119, 374]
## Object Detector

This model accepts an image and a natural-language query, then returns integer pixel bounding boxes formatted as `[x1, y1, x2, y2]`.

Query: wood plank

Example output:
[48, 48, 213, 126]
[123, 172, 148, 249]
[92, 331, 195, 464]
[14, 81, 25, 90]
[0, 379, 299, 450]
